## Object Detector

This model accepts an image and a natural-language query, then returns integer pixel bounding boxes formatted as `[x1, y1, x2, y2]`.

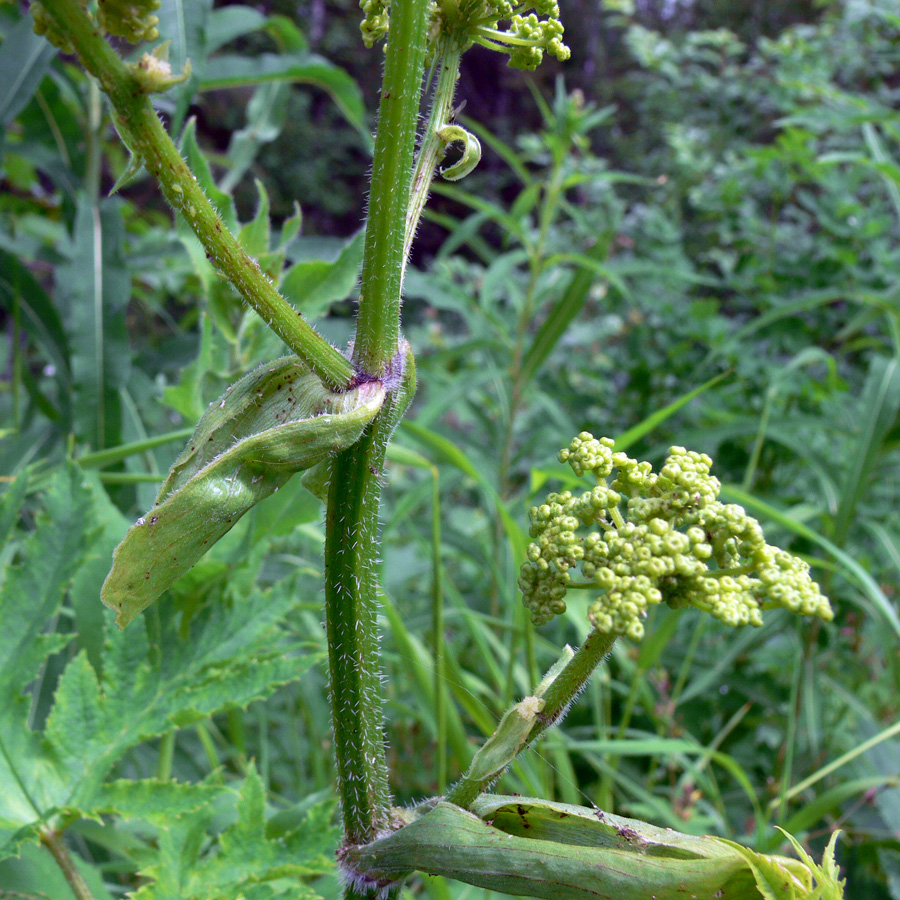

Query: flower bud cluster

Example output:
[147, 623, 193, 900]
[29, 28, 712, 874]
[98, 0, 161, 43]
[32, 0, 86, 52]
[32, 0, 159, 48]
[359, 0, 570, 69]
[519, 433, 832, 640]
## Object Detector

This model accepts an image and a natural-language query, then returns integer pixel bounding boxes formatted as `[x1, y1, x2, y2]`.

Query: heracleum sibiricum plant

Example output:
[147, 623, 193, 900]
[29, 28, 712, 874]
[18, 0, 846, 897]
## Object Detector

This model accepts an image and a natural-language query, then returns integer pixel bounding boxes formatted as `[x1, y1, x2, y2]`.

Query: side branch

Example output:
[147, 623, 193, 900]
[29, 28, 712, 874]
[36, 0, 355, 390]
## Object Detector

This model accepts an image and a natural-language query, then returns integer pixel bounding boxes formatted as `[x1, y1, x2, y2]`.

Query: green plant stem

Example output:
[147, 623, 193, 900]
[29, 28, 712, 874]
[353, 0, 429, 376]
[402, 39, 464, 273]
[431, 466, 447, 792]
[37, 0, 354, 391]
[156, 731, 175, 780]
[529, 629, 617, 745]
[325, 349, 416, 853]
[445, 629, 616, 809]
[40, 830, 94, 900]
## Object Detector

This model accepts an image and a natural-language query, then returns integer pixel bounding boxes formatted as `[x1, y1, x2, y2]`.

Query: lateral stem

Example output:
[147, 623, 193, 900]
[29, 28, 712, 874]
[403, 38, 464, 275]
[36, 0, 354, 390]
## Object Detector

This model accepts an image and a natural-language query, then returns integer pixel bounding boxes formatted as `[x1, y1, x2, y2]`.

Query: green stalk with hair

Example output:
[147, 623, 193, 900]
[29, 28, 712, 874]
[27, 0, 846, 897]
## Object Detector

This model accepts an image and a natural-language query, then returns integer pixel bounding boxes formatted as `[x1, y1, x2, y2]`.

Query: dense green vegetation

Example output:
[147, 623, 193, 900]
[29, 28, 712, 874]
[1, 0, 898, 897]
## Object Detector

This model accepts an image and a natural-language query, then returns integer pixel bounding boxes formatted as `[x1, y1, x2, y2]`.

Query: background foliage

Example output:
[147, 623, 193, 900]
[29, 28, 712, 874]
[1, 0, 899, 897]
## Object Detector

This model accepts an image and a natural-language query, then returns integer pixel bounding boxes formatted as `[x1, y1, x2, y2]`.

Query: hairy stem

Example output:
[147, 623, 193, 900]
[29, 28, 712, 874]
[37, 0, 354, 390]
[403, 38, 464, 274]
[445, 630, 616, 809]
[41, 830, 95, 900]
[325, 350, 416, 850]
[353, 0, 430, 376]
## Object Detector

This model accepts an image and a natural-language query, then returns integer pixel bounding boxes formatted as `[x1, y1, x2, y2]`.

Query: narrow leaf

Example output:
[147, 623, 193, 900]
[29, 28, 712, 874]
[199, 52, 368, 139]
[0, 18, 56, 126]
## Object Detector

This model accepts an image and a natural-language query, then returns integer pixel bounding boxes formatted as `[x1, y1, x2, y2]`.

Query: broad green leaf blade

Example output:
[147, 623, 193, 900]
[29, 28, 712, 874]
[0, 17, 56, 127]
[203, 5, 267, 55]
[88, 779, 223, 824]
[199, 52, 368, 141]
[58, 196, 131, 450]
[281, 230, 365, 318]
[103, 359, 385, 626]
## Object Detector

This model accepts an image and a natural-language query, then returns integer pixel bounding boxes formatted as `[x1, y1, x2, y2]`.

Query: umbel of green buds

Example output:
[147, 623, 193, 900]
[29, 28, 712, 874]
[359, 0, 571, 70]
[519, 433, 833, 640]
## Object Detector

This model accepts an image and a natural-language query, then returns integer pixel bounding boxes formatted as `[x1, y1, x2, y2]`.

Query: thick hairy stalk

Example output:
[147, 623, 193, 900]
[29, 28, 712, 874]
[325, 348, 416, 854]
[35, 0, 354, 390]
[352, 0, 429, 376]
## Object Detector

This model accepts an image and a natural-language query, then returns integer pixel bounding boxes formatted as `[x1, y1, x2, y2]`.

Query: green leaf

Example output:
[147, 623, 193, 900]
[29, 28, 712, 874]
[0, 483, 320, 860]
[280, 230, 365, 318]
[221, 83, 291, 193]
[58, 196, 131, 450]
[0, 250, 71, 423]
[204, 6, 267, 55]
[833, 354, 900, 545]
[199, 53, 369, 143]
[131, 768, 337, 899]
[341, 798, 826, 900]
[157, 0, 213, 125]
[613, 370, 732, 451]
[518, 240, 615, 388]
[238, 179, 272, 258]
[180, 118, 238, 233]
[0, 467, 92, 855]
[0, 17, 57, 127]
[103, 358, 385, 627]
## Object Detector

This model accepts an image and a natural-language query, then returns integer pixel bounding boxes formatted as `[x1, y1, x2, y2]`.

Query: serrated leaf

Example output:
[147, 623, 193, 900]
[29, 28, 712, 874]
[103, 358, 385, 627]
[88, 778, 224, 824]
[2, 557, 320, 861]
[131, 768, 337, 900]
[0, 466, 92, 695]
[280, 230, 365, 318]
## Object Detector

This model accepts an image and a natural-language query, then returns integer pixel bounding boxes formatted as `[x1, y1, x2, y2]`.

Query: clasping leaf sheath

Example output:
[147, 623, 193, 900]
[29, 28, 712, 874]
[102, 358, 385, 627]
[341, 796, 840, 900]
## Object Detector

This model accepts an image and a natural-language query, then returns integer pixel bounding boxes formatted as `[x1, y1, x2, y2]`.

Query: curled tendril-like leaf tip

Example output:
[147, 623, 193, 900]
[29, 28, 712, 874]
[437, 124, 482, 180]
[519, 432, 832, 640]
